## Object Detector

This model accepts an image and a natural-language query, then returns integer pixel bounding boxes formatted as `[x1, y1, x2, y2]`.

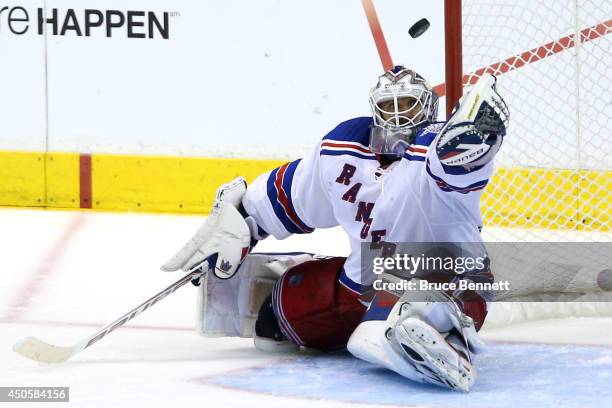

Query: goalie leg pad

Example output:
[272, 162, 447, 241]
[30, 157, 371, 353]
[197, 252, 315, 337]
[360, 276, 488, 333]
[390, 316, 475, 391]
[348, 285, 485, 391]
[272, 257, 367, 351]
[349, 301, 477, 392]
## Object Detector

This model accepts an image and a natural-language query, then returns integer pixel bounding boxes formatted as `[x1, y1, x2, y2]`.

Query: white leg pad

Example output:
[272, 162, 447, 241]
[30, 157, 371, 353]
[348, 320, 424, 382]
[348, 289, 482, 392]
[391, 317, 476, 392]
[197, 253, 314, 337]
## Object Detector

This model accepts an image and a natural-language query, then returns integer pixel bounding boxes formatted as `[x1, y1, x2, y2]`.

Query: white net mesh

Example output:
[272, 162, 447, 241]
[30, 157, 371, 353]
[460, 0, 612, 326]
[462, 0, 611, 240]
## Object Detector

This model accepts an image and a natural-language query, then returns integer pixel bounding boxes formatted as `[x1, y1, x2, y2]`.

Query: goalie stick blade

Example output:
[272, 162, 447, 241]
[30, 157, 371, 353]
[13, 337, 75, 364]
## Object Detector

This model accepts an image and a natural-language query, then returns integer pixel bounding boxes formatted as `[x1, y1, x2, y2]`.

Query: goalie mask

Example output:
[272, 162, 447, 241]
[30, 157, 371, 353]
[369, 66, 438, 156]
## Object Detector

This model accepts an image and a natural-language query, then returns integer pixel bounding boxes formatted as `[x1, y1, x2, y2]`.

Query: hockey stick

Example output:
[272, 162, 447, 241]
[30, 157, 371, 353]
[13, 268, 204, 364]
[362, 0, 393, 70]
[362, 0, 431, 70]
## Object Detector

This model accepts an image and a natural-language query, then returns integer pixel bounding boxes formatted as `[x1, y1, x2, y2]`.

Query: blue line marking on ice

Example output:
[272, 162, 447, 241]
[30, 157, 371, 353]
[211, 342, 612, 407]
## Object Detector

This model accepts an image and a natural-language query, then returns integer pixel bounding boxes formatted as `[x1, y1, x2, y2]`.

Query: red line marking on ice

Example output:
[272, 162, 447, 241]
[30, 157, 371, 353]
[0, 318, 191, 332]
[434, 19, 611, 97]
[79, 154, 93, 209]
[3, 214, 86, 321]
[196, 373, 430, 408]
[362, 0, 393, 71]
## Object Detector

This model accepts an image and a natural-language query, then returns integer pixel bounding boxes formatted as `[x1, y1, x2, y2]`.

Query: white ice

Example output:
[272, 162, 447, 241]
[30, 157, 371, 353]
[1, 208, 611, 407]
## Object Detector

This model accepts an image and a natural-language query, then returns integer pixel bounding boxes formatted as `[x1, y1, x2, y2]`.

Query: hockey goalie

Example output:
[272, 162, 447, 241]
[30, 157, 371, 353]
[162, 67, 509, 392]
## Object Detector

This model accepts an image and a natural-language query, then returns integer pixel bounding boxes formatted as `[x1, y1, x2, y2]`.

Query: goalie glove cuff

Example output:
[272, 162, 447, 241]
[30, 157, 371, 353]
[436, 124, 503, 168]
[436, 74, 509, 168]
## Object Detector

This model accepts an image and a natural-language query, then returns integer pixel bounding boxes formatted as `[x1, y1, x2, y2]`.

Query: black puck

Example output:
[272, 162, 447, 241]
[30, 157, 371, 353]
[409, 18, 430, 38]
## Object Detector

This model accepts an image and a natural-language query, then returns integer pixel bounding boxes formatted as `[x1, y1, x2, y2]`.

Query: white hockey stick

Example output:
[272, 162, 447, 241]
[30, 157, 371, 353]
[13, 268, 204, 364]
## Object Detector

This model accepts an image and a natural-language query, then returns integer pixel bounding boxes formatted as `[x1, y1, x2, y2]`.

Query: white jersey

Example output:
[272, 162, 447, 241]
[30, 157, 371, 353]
[369, 120, 493, 245]
[242, 117, 495, 294]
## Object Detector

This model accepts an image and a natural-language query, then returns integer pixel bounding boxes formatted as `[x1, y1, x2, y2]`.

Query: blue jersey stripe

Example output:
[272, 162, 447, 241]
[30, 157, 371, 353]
[281, 159, 314, 233]
[402, 153, 427, 162]
[322, 117, 373, 145]
[439, 162, 486, 175]
[266, 166, 312, 234]
[426, 159, 488, 193]
[339, 268, 369, 295]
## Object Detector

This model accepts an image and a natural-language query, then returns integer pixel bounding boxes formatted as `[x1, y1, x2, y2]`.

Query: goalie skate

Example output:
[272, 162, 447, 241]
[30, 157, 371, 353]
[389, 317, 475, 392]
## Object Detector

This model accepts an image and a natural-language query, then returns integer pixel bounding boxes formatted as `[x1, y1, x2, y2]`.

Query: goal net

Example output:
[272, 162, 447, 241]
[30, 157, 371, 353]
[447, 0, 612, 327]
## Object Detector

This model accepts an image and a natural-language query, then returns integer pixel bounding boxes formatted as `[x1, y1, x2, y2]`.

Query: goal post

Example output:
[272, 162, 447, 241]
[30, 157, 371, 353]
[443, 0, 463, 117]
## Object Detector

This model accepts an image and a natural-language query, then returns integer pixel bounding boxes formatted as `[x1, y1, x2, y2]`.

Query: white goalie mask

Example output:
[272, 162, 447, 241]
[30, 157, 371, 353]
[369, 66, 438, 156]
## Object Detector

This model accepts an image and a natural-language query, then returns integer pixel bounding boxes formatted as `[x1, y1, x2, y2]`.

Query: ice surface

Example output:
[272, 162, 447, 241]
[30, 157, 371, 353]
[1, 208, 611, 407]
[212, 345, 612, 407]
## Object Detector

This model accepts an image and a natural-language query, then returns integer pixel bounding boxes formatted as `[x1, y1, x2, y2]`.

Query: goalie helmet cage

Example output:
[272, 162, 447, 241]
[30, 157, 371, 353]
[443, 0, 612, 327]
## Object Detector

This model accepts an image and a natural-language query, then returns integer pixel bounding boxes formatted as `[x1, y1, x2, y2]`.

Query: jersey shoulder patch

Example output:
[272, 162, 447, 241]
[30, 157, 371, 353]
[322, 117, 372, 146]
[413, 122, 445, 147]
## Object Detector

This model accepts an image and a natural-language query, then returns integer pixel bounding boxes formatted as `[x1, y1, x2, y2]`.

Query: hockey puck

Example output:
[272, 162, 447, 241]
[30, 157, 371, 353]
[597, 269, 612, 291]
[408, 18, 430, 38]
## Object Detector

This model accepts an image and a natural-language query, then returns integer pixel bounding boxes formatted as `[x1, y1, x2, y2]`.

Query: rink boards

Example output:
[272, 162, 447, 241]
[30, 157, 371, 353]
[0, 150, 609, 231]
